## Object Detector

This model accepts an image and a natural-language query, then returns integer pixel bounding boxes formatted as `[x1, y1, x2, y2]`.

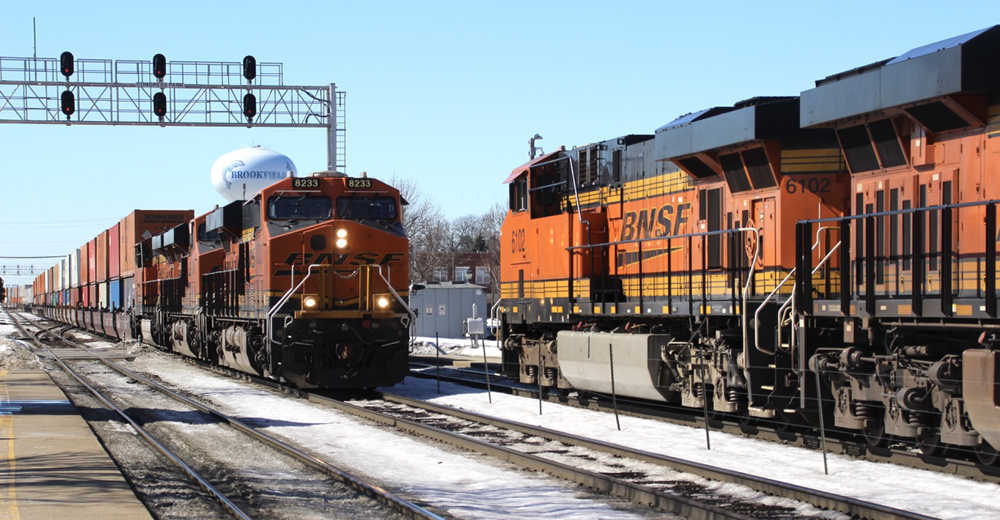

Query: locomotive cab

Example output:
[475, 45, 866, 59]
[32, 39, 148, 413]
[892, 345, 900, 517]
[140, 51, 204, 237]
[251, 172, 411, 388]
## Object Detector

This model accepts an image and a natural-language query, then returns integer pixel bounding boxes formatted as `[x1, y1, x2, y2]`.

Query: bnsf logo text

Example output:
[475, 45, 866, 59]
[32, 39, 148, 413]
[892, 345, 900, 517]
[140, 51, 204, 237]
[619, 203, 691, 241]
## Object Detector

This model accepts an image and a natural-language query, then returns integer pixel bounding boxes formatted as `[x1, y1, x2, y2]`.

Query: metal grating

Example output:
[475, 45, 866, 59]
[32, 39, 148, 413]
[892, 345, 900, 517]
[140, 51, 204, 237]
[869, 119, 907, 168]
[720, 152, 752, 193]
[905, 102, 969, 133]
[837, 125, 880, 173]
[741, 147, 776, 189]
[677, 156, 718, 179]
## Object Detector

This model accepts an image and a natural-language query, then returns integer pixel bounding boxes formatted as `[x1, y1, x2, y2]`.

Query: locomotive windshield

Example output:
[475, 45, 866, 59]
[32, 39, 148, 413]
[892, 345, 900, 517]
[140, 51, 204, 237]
[336, 196, 398, 220]
[267, 195, 333, 221]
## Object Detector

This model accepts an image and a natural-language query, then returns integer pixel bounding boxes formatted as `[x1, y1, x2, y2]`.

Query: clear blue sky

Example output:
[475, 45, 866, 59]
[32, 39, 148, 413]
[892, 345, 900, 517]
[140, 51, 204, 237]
[0, 1, 994, 284]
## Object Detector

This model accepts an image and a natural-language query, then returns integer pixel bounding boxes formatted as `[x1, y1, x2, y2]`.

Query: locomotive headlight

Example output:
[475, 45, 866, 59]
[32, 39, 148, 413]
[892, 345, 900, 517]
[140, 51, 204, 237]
[376, 295, 391, 309]
[335, 237, 348, 248]
[303, 295, 318, 308]
[336, 228, 348, 238]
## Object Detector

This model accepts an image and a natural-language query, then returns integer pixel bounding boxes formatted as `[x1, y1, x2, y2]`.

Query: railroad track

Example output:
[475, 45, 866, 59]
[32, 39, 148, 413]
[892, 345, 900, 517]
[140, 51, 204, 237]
[297, 386, 933, 520]
[6, 310, 442, 520]
[0, 314, 948, 518]
[409, 357, 1000, 483]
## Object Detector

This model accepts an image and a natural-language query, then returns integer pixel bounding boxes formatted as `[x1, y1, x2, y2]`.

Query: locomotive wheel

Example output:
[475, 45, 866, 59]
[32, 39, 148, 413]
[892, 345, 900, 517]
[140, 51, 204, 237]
[737, 404, 755, 427]
[774, 411, 793, 432]
[862, 419, 888, 448]
[975, 442, 999, 466]
[916, 429, 944, 457]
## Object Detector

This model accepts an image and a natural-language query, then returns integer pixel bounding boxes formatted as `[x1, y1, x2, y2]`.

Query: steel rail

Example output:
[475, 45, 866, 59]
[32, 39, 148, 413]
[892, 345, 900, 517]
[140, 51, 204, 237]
[406, 360, 1000, 483]
[377, 392, 934, 520]
[301, 392, 754, 520]
[27, 315, 443, 520]
[5, 310, 253, 520]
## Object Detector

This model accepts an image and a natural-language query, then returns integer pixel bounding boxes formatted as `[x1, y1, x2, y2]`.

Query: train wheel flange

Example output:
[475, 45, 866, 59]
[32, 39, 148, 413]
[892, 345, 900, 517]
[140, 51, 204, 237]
[916, 428, 944, 457]
[737, 404, 755, 427]
[975, 442, 999, 466]
[863, 418, 888, 448]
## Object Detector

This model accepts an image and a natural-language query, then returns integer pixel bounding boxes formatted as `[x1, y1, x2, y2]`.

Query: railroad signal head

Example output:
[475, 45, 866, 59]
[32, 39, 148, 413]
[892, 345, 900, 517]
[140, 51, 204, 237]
[243, 55, 256, 81]
[61, 90, 75, 118]
[243, 93, 256, 121]
[60, 51, 74, 78]
[152, 54, 167, 79]
[153, 92, 167, 118]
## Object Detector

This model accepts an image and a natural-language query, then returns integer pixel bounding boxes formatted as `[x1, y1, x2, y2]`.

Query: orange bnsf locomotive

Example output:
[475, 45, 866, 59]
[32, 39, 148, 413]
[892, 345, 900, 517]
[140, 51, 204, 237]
[500, 96, 850, 417]
[34, 172, 411, 389]
[499, 26, 1000, 464]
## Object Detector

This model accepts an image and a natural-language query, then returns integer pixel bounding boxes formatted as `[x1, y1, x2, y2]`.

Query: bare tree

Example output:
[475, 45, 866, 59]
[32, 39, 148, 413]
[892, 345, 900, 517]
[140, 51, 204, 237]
[388, 174, 506, 291]
[388, 174, 449, 284]
[480, 201, 506, 295]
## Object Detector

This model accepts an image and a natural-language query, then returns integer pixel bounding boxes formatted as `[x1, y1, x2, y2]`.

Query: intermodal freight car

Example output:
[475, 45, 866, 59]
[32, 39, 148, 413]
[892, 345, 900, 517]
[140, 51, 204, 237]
[33, 172, 412, 389]
[497, 26, 1000, 465]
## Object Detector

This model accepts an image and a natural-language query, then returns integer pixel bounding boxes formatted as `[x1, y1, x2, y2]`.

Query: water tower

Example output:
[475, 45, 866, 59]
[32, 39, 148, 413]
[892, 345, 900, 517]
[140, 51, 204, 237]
[210, 146, 297, 202]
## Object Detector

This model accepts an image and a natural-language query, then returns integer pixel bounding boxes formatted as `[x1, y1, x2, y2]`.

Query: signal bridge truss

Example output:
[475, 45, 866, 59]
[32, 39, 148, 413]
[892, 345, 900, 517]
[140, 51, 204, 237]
[0, 265, 44, 277]
[0, 56, 346, 171]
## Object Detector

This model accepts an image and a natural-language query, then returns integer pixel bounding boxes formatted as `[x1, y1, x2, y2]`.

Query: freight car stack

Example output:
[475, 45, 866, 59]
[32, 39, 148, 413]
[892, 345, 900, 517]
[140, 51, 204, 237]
[32, 210, 191, 338]
[2, 282, 34, 310]
[498, 25, 1000, 465]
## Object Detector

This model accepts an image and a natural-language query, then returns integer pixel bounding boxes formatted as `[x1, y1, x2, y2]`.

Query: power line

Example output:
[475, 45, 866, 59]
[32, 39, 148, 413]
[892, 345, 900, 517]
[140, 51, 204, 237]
[0, 255, 66, 259]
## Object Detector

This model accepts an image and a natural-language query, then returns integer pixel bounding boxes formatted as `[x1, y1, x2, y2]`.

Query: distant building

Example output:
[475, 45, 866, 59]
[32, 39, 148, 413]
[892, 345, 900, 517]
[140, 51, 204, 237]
[410, 282, 489, 339]
[433, 252, 492, 285]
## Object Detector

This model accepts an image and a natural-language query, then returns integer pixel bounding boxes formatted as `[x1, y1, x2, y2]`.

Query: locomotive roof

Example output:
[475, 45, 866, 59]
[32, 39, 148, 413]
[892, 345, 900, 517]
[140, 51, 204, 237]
[503, 149, 562, 184]
[801, 25, 1000, 127]
[654, 97, 813, 160]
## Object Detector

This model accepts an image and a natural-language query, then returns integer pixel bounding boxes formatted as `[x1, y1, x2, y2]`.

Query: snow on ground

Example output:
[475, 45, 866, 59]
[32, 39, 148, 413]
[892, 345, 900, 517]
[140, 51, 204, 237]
[0, 318, 41, 370]
[410, 336, 502, 359]
[129, 353, 658, 520]
[387, 376, 1000, 520]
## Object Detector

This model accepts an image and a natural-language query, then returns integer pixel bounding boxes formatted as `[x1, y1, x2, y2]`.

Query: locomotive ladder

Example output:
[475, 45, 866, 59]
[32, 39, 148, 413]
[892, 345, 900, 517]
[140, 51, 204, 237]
[751, 226, 841, 408]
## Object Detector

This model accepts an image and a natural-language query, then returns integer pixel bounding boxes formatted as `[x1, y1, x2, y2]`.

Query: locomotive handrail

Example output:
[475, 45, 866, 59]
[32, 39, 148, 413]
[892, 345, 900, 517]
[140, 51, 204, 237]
[759, 226, 841, 356]
[564, 226, 754, 250]
[369, 264, 416, 326]
[798, 198, 1000, 319]
[489, 298, 502, 337]
[800, 198, 1000, 224]
[753, 269, 797, 356]
[265, 263, 324, 347]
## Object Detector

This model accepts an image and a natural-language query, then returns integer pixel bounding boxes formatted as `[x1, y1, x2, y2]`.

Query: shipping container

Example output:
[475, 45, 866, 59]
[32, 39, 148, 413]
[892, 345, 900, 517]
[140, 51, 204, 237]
[97, 230, 109, 282]
[121, 276, 135, 311]
[78, 244, 88, 285]
[71, 249, 80, 288]
[88, 238, 97, 283]
[63, 255, 70, 290]
[119, 210, 194, 278]
[109, 223, 121, 279]
[98, 282, 108, 309]
[65, 254, 73, 291]
[109, 279, 122, 310]
[89, 283, 97, 309]
[54, 258, 61, 292]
